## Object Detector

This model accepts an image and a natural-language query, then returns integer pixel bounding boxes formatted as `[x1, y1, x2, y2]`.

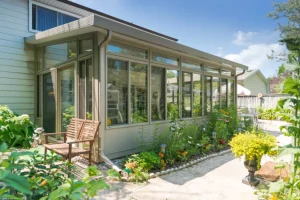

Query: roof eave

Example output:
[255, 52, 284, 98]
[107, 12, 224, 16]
[26, 15, 248, 70]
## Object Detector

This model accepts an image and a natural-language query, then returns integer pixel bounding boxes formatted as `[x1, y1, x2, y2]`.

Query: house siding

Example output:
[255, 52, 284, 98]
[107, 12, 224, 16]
[0, 0, 35, 117]
[243, 73, 267, 95]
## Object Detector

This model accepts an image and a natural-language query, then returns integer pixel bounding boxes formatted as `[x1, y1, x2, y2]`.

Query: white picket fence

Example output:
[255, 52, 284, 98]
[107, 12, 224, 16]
[237, 95, 291, 109]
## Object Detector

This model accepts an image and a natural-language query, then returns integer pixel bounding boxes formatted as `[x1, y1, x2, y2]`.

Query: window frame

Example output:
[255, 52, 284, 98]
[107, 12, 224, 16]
[106, 55, 149, 128]
[107, 41, 149, 61]
[29, 0, 80, 33]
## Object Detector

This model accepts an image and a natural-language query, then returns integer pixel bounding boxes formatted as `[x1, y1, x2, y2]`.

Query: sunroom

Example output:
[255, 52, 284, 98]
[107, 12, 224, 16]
[26, 15, 248, 162]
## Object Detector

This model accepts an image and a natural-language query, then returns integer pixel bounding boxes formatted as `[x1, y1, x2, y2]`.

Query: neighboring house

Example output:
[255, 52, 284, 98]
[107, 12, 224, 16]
[237, 70, 270, 95]
[0, 0, 248, 160]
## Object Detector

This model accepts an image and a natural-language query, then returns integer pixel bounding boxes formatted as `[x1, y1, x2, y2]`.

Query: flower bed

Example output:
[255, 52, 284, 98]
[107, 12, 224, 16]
[121, 107, 246, 182]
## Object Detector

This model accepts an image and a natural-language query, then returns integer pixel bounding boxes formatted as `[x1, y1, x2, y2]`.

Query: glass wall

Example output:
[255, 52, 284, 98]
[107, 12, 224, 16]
[167, 70, 179, 120]
[131, 63, 148, 123]
[79, 58, 93, 120]
[44, 41, 77, 70]
[107, 59, 128, 126]
[151, 67, 165, 121]
[212, 77, 220, 109]
[152, 53, 179, 66]
[59, 67, 75, 132]
[221, 79, 228, 108]
[204, 76, 212, 115]
[105, 41, 236, 125]
[193, 74, 202, 117]
[182, 72, 192, 118]
[43, 73, 56, 132]
[228, 79, 235, 105]
[108, 43, 148, 59]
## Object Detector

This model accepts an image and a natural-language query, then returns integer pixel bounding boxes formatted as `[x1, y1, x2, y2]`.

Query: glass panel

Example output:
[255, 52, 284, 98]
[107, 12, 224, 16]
[79, 61, 86, 119]
[228, 79, 235, 105]
[108, 43, 148, 59]
[58, 13, 77, 25]
[205, 67, 219, 74]
[167, 70, 179, 120]
[151, 67, 165, 121]
[36, 6, 57, 31]
[221, 70, 233, 76]
[44, 41, 77, 69]
[79, 39, 93, 55]
[107, 59, 128, 126]
[193, 74, 202, 117]
[182, 72, 192, 118]
[79, 59, 93, 120]
[43, 73, 56, 132]
[212, 77, 220, 110]
[204, 76, 212, 115]
[152, 53, 179, 66]
[86, 59, 93, 120]
[130, 63, 147, 124]
[221, 79, 228, 108]
[182, 62, 202, 71]
[60, 68, 75, 132]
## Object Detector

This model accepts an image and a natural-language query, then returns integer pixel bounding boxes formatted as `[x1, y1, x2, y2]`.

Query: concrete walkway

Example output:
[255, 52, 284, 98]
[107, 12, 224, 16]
[96, 120, 291, 200]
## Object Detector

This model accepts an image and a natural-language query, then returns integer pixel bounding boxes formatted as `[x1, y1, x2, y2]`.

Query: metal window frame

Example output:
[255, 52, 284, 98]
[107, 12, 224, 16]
[29, 0, 80, 33]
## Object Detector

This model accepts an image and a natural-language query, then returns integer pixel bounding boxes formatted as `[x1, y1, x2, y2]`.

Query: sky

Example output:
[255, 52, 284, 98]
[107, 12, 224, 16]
[73, 0, 287, 78]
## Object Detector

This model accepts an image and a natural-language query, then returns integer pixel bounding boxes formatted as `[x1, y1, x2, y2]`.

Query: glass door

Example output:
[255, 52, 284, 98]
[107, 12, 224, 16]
[43, 73, 56, 133]
[59, 66, 75, 132]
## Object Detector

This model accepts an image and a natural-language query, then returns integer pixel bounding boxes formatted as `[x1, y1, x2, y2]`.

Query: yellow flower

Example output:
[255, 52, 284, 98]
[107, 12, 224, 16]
[107, 119, 112, 125]
[270, 196, 277, 200]
[40, 179, 47, 186]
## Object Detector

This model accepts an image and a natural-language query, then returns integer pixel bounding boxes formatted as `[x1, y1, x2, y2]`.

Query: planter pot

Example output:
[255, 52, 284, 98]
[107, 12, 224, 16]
[219, 139, 226, 145]
[242, 156, 260, 186]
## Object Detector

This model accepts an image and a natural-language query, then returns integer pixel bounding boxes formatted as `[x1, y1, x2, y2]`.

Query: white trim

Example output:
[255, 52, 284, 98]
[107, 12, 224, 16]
[29, 0, 81, 33]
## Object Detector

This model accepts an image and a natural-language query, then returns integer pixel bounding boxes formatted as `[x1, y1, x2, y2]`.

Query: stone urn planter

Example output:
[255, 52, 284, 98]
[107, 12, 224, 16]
[242, 156, 260, 186]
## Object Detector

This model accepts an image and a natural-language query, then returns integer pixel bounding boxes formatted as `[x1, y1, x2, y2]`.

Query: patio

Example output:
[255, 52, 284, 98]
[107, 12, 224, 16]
[94, 120, 290, 200]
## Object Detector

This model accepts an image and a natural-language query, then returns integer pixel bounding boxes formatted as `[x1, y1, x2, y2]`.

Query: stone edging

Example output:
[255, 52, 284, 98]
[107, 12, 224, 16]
[149, 149, 232, 178]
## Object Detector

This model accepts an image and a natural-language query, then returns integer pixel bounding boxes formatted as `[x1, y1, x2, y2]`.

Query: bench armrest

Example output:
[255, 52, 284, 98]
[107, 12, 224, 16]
[67, 139, 93, 144]
[43, 132, 67, 136]
[43, 132, 67, 144]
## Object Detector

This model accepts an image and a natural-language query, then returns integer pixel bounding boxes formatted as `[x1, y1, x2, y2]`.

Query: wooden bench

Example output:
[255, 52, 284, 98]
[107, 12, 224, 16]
[43, 118, 100, 165]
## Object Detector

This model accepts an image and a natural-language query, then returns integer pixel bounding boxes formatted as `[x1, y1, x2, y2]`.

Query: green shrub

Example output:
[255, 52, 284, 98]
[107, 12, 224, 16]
[126, 151, 162, 172]
[0, 105, 34, 148]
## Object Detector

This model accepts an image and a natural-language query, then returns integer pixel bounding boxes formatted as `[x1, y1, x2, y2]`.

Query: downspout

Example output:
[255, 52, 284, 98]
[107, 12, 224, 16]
[98, 30, 121, 173]
[235, 69, 246, 105]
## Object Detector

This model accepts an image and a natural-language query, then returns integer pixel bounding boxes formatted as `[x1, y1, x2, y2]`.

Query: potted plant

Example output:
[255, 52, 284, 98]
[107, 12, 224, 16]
[229, 131, 277, 186]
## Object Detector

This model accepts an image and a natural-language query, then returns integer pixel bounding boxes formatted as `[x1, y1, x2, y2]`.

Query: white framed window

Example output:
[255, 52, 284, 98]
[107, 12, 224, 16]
[29, 0, 80, 32]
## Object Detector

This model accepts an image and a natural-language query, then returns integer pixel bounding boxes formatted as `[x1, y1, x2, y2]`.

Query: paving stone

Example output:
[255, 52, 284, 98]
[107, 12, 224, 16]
[255, 161, 290, 182]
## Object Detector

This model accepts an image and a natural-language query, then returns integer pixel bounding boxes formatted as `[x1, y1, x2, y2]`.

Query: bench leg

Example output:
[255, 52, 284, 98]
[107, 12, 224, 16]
[89, 152, 91, 166]
[44, 148, 47, 162]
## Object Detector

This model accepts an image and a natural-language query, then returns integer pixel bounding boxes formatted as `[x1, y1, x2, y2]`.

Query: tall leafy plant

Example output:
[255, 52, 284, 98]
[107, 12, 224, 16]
[260, 38, 300, 199]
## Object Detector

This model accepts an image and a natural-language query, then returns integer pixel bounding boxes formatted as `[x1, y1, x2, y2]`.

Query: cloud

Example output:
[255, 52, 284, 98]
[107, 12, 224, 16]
[224, 43, 285, 70]
[216, 47, 223, 57]
[233, 31, 257, 46]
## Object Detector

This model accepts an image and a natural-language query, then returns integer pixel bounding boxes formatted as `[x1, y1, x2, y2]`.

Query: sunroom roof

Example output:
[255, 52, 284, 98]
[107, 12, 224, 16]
[26, 15, 248, 70]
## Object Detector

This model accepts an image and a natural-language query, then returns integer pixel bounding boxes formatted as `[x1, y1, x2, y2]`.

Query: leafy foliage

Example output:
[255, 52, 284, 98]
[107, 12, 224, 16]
[0, 105, 34, 148]
[0, 144, 109, 199]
